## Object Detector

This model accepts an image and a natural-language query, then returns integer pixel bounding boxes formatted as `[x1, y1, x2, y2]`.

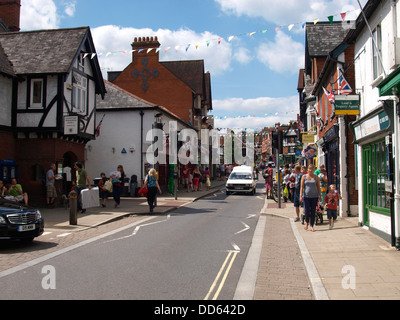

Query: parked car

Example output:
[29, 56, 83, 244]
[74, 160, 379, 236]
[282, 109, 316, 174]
[226, 165, 257, 195]
[0, 198, 44, 242]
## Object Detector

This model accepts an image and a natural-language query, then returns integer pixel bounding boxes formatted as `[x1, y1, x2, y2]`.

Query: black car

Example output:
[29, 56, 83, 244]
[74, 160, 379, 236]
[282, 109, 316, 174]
[0, 198, 44, 242]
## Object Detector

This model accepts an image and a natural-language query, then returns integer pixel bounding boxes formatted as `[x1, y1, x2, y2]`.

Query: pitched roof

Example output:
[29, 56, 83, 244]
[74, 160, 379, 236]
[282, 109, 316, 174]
[98, 80, 193, 128]
[305, 22, 349, 57]
[161, 60, 205, 94]
[0, 27, 88, 74]
[97, 80, 156, 110]
[0, 42, 14, 77]
[0, 26, 106, 97]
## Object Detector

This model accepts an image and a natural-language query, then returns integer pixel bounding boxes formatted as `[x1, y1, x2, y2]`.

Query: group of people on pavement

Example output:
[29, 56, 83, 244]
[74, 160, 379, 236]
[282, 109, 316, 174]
[0, 178, 29, 206]
[181, 165, 211, 192]
[262, 162, 342, 232]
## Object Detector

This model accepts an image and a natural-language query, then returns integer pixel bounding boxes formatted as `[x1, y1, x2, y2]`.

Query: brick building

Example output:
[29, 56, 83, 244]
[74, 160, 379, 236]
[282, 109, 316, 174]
[299, 21, 358, 216]
[108, 36, 212, 128]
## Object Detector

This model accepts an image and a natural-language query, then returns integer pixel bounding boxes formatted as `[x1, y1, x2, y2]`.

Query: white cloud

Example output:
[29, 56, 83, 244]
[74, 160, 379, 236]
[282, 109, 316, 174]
[64, 1, 76, 17]
[213, 96, 299, 129]
[20, 0, 59, 30]
[215, 0, 365, 27]
[233, 47, 252, 65]
[91, 25, 233, 77]
[256, 30, 304, 74]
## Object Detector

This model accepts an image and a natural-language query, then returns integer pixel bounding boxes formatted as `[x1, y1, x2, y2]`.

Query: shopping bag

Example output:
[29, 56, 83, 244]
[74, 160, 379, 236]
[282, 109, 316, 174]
[138, 187, 148, 197]
[283, 185, 289, 198]
[81, 187, 100, 209]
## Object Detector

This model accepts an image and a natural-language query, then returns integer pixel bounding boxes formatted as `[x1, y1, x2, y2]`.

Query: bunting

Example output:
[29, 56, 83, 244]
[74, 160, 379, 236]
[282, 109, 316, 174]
[82, 8, 360, 60]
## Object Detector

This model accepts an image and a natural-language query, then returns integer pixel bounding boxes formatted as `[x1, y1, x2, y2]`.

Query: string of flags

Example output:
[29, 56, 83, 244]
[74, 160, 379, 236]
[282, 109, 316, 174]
[198, 109, 298, 120]
[83, 8, 360, 60]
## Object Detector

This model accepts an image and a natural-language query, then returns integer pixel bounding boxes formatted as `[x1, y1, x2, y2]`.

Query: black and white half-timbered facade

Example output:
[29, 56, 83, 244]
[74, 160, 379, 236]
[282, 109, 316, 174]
[0, 27, 106, 203]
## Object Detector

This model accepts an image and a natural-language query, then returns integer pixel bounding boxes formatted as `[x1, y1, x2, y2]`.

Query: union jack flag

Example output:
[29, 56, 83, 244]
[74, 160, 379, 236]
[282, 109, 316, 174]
[338, 74, 352, 95]
[323, 86, 335, 104]
[299, 120, 305, 133]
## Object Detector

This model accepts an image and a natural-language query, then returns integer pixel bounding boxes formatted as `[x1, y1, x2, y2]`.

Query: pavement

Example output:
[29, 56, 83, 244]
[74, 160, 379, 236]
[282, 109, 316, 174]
[38, 180, 400, 300]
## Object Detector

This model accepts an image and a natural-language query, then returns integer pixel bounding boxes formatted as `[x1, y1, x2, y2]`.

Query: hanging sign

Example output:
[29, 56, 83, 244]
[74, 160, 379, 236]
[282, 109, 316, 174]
[64, 116, 78, 135]
[334, 95, 360, 115]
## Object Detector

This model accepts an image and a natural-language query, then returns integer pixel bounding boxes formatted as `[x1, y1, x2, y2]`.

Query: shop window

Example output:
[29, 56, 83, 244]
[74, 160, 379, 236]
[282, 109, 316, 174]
[364, 140, 390, 212]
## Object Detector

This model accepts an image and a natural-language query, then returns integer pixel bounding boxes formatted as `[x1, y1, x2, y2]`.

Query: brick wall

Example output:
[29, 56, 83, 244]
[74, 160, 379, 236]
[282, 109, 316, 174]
[0, 0, 21, 31]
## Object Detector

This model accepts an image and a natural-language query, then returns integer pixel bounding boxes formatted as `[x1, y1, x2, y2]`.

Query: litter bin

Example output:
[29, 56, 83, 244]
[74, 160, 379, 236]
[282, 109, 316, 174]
[122, 177, 130, 197]
[130, 175, 138, 197]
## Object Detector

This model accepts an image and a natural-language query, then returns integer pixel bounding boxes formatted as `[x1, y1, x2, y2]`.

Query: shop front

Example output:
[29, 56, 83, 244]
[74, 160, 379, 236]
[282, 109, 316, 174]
[323, 125, 340, 191]
[350, 103, 394, 244]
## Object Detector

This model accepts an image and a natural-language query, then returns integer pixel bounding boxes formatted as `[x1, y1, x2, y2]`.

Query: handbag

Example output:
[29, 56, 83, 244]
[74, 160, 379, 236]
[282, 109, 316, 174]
[104, 180, 113, 192]
[138, 186, 148, 197]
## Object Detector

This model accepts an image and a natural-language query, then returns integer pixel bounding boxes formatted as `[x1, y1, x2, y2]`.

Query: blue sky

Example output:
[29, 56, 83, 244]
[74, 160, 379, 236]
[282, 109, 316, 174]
[20, 0, 366, 130]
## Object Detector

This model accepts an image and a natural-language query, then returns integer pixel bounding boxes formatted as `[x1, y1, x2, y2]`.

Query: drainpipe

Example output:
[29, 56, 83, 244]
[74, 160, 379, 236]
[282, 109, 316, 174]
[392, 94, 400, 248]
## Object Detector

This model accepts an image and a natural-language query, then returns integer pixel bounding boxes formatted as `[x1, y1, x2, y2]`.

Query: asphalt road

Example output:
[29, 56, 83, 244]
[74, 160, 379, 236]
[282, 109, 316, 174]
[0, 183, 265, 300]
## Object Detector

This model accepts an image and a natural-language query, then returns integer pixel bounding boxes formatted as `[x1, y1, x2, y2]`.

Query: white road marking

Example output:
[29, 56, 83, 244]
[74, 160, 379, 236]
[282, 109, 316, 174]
[235, 221, 250, 235]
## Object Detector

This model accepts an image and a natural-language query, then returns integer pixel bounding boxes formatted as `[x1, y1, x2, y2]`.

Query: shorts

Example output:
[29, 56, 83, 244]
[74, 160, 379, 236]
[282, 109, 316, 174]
[293, 191, 301, 207]
[327, 209, 337, 220]
[46, 185, 57, 198]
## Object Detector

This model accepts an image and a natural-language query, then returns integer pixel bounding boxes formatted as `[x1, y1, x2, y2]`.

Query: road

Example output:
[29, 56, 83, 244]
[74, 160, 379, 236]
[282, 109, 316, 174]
[0, 182, 265, 300]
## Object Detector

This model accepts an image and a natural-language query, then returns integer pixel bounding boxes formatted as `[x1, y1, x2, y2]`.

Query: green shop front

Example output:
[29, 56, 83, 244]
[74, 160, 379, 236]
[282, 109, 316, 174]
[350, 103, 395, 245]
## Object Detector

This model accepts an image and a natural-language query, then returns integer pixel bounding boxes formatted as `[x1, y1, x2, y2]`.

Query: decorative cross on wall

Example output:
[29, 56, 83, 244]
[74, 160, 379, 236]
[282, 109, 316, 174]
[131, 57, 159, 91]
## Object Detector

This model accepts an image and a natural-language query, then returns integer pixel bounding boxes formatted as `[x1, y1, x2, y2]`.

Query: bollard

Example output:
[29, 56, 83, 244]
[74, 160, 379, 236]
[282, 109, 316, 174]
[69, 190, 78, 225]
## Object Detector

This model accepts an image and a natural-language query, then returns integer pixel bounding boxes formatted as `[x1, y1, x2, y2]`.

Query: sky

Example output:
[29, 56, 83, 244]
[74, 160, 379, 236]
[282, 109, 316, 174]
[19, 0, 367, 131]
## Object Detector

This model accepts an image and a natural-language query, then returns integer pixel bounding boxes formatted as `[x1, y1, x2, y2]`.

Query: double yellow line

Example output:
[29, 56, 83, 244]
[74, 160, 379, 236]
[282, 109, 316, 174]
[204, 250, 239, 300]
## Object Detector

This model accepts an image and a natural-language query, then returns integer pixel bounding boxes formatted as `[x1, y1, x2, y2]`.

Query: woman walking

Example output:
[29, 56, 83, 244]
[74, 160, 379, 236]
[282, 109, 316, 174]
[112, 165, 125, 208]
[144, 168, 162, 212]
[300, 164, 321, 232]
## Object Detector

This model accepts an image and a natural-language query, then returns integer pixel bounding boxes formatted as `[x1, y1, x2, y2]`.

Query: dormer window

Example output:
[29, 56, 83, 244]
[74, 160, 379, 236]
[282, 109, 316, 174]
[72, 72, 87, 113]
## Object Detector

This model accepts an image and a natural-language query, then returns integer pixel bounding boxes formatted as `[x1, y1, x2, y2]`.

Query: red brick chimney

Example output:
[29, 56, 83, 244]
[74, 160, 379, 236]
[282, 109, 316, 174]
[0, 0, 21, 31]
[131, 36, 160, 62]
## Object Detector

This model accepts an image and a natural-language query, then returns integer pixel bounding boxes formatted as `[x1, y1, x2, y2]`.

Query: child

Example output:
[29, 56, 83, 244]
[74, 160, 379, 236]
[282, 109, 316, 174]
[324, 184, 342, 229]
[205, 174, 211, 191]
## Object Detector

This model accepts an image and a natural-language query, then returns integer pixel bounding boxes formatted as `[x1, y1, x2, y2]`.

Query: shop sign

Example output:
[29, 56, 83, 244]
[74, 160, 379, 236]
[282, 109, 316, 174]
[354, 111, 389, 142]
[302, 134, 315, 143]
[335, 95, 360, 115]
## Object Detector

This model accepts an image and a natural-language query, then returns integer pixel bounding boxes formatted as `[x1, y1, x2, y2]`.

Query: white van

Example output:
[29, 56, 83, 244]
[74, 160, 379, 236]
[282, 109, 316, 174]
[226, 165, 257, 195]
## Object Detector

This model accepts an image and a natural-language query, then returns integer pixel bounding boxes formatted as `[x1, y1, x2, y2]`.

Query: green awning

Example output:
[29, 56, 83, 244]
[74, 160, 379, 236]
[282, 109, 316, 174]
[378, 67, 400, 96]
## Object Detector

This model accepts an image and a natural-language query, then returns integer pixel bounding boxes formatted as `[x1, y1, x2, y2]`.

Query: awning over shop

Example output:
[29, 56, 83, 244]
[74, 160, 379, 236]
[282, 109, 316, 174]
[349, 102, 394, 144]
[378, 67, 400, 96]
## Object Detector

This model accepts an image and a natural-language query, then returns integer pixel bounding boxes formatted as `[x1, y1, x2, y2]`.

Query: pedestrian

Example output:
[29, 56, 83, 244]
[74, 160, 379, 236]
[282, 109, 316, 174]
[0, 180, 7, 198]
[263, 163, 273, 199]
[46, 163, 60, 208]
[324, 184, 342, 229]
[282, 169, 290, 202]
[293, 165, 302, 222]
[204, 167, 211, 191]
[144, 168, 162, 212]
[192, 166, 201, 191]
[188, 171, 194, 192]
[288, 168, 297, 202]
[112, 165, 125, 208]
[98, 172, 110, 207]
[318, 167, 328, 208]
[182, 165, 189, 192]
[74, 161, 91, 213]
[199, 165, 205, 191]
[300, 164, 321, 232]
